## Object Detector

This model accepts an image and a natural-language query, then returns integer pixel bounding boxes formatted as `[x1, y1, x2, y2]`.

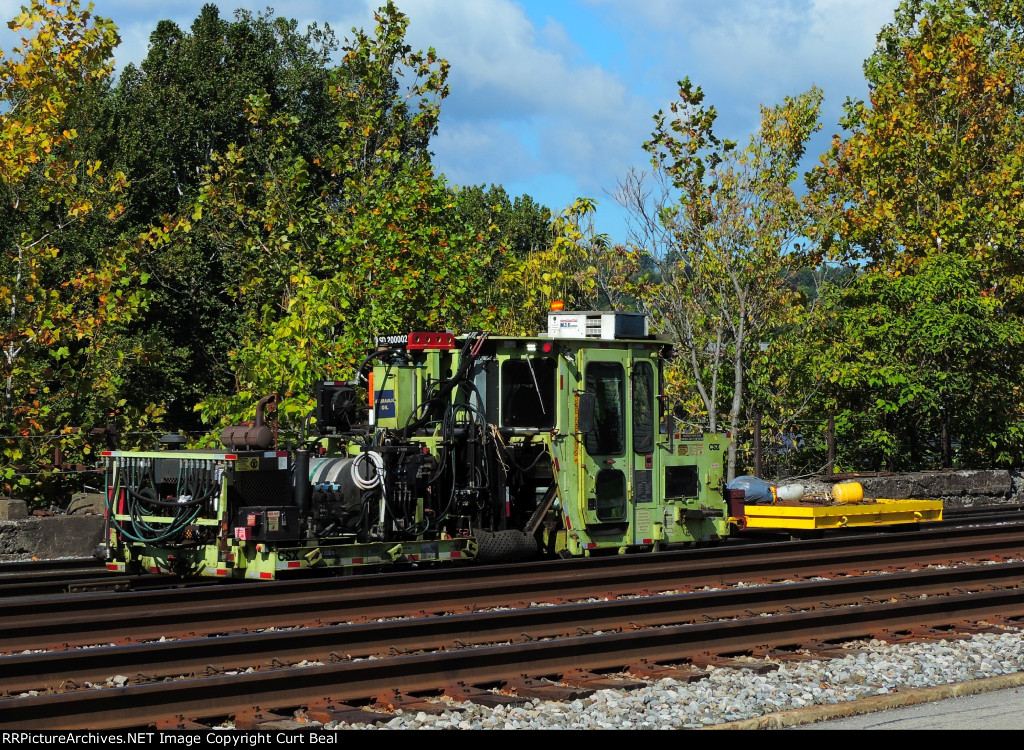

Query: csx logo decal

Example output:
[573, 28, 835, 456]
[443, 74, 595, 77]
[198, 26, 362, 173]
[709, 443, 721, 451]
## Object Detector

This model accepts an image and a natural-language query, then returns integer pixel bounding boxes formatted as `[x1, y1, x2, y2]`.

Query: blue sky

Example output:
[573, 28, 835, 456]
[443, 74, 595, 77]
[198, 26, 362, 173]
[0, 0, 902, 243]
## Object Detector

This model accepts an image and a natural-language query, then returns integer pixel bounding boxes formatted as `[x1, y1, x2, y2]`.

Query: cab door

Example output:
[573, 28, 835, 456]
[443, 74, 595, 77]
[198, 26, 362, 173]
[578, 350, 630, 542]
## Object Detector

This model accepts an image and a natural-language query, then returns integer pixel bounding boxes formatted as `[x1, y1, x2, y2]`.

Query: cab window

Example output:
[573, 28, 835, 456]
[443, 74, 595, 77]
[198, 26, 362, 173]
[501, 358, 556, 429]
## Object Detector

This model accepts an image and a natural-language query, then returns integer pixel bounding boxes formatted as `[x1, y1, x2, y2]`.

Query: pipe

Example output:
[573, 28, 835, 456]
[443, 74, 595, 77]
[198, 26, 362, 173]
[294, 448, 310, 519]
[255, 394, 277, 427]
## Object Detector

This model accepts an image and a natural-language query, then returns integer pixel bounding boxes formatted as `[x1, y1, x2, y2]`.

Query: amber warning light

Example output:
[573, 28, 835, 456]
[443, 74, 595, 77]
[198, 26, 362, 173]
[550, 300, 564, 311]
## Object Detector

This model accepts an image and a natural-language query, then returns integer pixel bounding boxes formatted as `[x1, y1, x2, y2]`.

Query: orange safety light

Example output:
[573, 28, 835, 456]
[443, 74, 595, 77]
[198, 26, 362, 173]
[550, 300, 565, 311]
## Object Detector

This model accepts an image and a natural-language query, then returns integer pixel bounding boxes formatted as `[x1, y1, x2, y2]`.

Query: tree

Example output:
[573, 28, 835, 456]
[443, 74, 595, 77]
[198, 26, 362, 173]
[0, 0, 148, 501]
[810, 253, 1023, 470]
[184, 3, 493, 436]
[807, 0, 1024, 469]
[810, 0, 1024, 288]
[87, 5, 341, 430]
[454, 184, 552, 259]
[619, 79, 823, 479]
[484, 197, 644, 336]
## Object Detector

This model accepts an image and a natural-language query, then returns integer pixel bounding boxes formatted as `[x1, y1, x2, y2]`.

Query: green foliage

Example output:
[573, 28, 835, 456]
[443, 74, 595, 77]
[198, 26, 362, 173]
[623, 79, 823, 477]
[810, 0, 1024, 285]
[454, 184, 552, 259]
[187, 3, 492, 437]
[803, 0, 1024, 470]
[810, 253, 1024, 469]
[485, 197, 645, 336]
[94, 4, 340, 430]
[0, 0, 152, 501]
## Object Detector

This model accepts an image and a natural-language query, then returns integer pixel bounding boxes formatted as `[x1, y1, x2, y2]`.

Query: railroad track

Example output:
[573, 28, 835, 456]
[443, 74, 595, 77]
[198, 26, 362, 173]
[0, 557, 227, 597]
[1, 520, 1024, 728]
[1, 560, 1022, 729]
[1, 503, 1018, 597]
[1, 521, 1023, 652]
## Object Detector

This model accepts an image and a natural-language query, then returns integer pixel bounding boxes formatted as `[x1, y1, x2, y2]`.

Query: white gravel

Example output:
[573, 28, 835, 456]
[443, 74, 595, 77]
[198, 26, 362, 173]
[321, 629, 1024, 729]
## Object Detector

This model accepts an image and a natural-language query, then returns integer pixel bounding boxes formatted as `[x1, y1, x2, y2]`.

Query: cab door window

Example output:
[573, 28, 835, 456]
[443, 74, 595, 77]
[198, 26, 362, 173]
[585, 362, 626, 522]
[632, 361, 654, 455]
[584, 362, 625, 455]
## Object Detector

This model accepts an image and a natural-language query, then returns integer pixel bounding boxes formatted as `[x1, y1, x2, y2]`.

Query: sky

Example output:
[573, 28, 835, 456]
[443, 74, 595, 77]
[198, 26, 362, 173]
[0, 0, 903, 243]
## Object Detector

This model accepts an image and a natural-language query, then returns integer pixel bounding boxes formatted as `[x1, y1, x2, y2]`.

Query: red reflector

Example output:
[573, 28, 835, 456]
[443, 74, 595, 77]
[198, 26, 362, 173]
[541, 341, 553, 353]
[451, 551, 461, 558]
[407, 332, 455, 350]
[586, 543, 598, 549]
[642, 539, 653, 544]
[565, 516, 572, 530]
[287, 561, 301, 568]
[215, 569, 228, 576]
[260, 572, 273, 579]
[224, 454, 237, 460]
[106, 563, 119, 570]
[101, 451, 112, 457]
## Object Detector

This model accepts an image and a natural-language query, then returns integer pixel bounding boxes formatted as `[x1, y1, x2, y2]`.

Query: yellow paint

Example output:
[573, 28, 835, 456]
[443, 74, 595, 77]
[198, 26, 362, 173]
[741, 498, 943, 530]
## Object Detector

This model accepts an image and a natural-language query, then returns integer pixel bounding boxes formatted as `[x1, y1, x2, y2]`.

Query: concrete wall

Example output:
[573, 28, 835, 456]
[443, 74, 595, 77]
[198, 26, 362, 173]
[799, 469, 1024, 509]
[0, 494, 106, 562]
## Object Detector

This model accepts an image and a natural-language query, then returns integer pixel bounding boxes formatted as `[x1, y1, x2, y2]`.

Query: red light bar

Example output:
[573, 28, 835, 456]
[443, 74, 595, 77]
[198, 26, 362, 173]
[407, 332, 455, 350]
[101, 451, 112, 457]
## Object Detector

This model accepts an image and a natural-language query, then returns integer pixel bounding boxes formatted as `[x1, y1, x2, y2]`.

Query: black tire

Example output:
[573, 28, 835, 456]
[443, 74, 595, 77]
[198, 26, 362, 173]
[474, 529, 539, 564]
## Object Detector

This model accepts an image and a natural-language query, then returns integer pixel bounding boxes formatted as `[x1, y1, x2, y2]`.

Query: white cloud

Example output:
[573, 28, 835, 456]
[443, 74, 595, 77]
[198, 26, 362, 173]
[0, 0, 906, 240]
[586, 0, 900, 137]
[392, 0, 652, 202]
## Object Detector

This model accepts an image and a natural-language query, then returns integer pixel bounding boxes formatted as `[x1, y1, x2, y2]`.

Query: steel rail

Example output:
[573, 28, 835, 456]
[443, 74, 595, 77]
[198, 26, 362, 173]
[2, 572, 1023, 729]
[0, 561, 1021, 698]
[0, 516, 1016, 600]
[2, 523, 1023, 652]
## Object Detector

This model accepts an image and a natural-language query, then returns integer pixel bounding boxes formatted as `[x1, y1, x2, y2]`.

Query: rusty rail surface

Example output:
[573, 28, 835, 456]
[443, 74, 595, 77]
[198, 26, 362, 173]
[1, 522, 1023, 653]
[1, 561, 1023, 729]
[0, 562, 1021, 697]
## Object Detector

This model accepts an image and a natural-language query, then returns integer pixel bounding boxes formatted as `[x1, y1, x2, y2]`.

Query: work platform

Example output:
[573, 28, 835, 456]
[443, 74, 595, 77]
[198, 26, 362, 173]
[739, 497, 944, 531]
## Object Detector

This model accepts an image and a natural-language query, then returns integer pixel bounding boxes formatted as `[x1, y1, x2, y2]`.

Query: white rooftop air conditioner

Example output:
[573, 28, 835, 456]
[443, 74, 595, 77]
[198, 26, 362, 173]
[546, 311, 648, 340]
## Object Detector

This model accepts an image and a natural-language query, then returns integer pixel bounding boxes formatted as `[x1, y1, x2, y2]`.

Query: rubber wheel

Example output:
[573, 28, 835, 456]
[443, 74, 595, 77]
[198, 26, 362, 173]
[474, 530, 539, 564]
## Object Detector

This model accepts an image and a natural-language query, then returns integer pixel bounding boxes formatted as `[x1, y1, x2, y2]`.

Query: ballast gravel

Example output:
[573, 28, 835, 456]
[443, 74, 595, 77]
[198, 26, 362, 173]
[321, 630, 1024, 730]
